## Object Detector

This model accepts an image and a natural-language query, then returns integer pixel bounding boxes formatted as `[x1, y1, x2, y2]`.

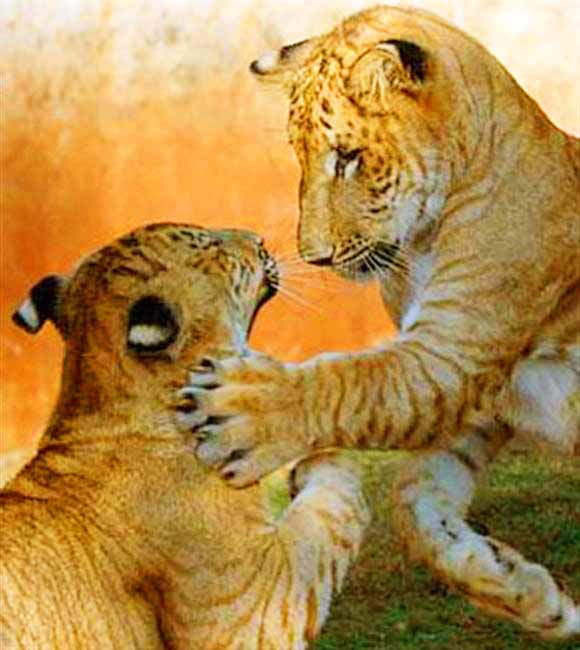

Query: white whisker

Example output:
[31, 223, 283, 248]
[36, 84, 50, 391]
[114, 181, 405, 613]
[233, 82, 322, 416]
[277, 256, 312, 265]
[273, 284, 323, 313]
[282, 278, 343, 296]
[274, 252, 304, 264]
[278, 263, 323, 273]
[280, 268, 341, 282]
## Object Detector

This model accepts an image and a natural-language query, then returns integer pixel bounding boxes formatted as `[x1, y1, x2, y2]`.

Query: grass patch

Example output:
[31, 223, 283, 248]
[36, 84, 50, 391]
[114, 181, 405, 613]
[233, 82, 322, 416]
[315, 450, 580, 649]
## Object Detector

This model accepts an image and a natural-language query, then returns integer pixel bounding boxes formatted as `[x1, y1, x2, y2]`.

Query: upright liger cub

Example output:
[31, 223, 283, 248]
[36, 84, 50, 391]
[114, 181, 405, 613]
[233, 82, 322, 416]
[180, 5, 580, 640]
[0, 223, 368, 650]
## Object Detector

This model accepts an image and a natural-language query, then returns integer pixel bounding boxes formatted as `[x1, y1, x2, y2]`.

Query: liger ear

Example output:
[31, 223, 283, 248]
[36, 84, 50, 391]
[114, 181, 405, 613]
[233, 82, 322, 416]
[346, 38, 428, 112]
[249, 38, 317, 87]
[127, 295, 179, 355]
[379, 39, 428, 83]
[12, 275, 68, 335]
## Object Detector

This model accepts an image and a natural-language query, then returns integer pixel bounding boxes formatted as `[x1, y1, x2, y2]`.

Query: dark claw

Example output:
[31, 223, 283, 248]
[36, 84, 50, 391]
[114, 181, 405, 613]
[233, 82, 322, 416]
[176, 401, 197, 413]
[191, 416, 231, 440]
[226, 448, 249, 463]
[201, 382, 221, 390]
[198, 358, 216, 371]
[205, 415, 231, 426]
[288, 466, 299, 500]
[178, 388, 199, 404]
[190, 418, 208, 433]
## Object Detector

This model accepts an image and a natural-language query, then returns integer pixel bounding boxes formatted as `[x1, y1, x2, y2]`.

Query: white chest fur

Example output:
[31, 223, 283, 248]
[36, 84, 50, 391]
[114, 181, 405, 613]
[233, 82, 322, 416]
[400, 254, 434, 333]
[508, 344, 579, 454]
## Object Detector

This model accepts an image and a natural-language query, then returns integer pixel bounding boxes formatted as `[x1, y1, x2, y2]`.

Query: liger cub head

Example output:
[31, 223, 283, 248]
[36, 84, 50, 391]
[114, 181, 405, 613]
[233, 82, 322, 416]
[13, 223, 278, 418]
[251, 5, 510, 281]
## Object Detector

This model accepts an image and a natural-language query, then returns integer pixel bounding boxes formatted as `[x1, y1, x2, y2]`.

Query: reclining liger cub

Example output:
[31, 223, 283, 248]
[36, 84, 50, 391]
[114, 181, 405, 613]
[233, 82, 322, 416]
[0, 223, 369, 650]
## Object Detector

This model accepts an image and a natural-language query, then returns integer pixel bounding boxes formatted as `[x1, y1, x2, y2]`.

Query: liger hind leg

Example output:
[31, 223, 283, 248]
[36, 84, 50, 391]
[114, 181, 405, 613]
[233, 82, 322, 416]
[390, 422, 579, 639]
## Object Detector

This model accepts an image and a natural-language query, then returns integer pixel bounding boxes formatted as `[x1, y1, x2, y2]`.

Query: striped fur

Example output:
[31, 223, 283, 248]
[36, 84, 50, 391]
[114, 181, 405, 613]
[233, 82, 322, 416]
[0, 223, 369, 649]
[184, 6, 580, 639]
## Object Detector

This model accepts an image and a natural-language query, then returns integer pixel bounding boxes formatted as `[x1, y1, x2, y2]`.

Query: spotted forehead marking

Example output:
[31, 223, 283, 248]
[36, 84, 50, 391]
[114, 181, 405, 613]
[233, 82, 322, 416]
[75, 226, 259, 291]
[288, 42, 384, 154]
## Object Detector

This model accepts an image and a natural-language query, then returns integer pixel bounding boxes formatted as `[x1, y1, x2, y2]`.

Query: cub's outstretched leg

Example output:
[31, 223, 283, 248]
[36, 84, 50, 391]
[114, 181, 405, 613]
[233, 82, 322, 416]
[390, 423, 579, 639]
[195, 450, 370, 649]
[272, 449, 370, 636]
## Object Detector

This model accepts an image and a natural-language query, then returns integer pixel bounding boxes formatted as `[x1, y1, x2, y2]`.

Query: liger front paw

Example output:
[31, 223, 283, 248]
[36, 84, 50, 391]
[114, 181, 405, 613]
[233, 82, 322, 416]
[175, 353, 312, 487]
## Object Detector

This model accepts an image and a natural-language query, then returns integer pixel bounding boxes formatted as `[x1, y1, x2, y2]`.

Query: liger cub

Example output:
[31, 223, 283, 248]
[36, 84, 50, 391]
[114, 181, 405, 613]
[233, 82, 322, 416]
[180, 5, 580, 639]
[0, 223, 369, 650]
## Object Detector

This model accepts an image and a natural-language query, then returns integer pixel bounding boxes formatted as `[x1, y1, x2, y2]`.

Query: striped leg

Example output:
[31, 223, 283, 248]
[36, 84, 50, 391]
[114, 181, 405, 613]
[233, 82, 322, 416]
[195, 450, 369, 650]
[268, 450, 370, 642]
[390, 424, 580, 639]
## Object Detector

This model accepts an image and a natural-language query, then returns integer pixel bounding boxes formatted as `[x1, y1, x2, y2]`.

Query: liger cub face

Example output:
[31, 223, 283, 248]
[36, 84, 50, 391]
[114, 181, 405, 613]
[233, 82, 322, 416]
[250, 7, 475, 282]
[13, 223, 278, 412]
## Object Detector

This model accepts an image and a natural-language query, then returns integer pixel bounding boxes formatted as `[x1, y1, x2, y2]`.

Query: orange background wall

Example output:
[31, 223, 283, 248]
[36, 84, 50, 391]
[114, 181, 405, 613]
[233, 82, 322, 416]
[1, 1, 579, 452]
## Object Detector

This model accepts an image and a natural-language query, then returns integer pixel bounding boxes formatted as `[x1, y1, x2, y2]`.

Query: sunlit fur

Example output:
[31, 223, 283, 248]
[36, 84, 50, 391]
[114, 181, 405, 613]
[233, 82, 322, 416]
[0, 223, 368, 649]
[187, 5, 579, 639]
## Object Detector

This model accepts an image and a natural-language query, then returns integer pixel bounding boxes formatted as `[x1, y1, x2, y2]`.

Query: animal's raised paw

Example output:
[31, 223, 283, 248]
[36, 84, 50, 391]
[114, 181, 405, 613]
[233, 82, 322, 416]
[174, 353, 312, 485]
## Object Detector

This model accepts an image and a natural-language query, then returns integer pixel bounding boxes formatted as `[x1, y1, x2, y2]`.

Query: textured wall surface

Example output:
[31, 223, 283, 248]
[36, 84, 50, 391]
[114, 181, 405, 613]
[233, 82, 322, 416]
[1, 0, 579, 451]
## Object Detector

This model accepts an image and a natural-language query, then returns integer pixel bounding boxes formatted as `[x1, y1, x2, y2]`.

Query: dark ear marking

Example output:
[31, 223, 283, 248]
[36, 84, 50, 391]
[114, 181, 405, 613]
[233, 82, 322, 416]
[249, 38, 316, 79]
[279, 39, 309, 62]
[12, 275, 65, 334]
[127, 295, 179, 354]
[382, 39, 427, 82]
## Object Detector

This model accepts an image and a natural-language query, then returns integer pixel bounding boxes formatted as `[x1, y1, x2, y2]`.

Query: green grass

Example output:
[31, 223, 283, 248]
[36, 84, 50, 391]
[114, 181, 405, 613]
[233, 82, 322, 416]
[315, 450, 580, 650]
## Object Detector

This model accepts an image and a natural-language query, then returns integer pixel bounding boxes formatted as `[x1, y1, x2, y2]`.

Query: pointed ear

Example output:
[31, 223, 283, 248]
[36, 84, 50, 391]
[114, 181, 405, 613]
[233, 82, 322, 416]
[250, 38, 317, 87]
[12, 275, 68, 335]
[346, 39, 428, 112]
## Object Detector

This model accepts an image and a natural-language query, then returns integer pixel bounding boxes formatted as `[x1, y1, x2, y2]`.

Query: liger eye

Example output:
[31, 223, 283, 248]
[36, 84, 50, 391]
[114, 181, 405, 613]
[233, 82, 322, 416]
[127, 295, 178, 354]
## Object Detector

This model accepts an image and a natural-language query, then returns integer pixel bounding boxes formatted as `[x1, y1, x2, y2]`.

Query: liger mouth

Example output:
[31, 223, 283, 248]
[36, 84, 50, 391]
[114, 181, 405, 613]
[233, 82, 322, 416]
[332, 242, 405, 283]
[257, 280, 277, 308]
[255, 244, 280, 307]
[247, 255, 279, 336]
[261, 257, 280, 305]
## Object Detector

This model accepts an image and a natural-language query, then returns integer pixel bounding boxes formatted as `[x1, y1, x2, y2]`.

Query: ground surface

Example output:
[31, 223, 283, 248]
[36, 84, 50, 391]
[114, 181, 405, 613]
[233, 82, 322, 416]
[315, 450, 580, 650]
